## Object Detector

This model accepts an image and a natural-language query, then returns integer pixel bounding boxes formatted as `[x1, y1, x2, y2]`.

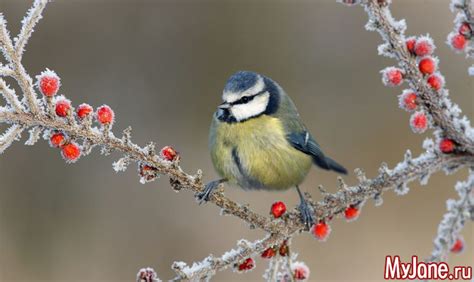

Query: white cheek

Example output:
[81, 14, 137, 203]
[231, 93, 269, 121]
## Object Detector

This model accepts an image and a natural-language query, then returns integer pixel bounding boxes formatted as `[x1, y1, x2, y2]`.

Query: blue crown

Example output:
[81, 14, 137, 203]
[223, 71, 259, 93]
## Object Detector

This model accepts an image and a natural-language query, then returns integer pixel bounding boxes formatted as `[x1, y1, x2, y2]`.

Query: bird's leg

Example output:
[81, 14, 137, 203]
[296, 186, 315, 229]
[196, 178, 227, 204]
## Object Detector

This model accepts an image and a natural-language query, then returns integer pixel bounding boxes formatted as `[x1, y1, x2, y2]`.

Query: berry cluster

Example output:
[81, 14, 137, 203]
[380, 36, 458, 154]
[447, 21, 472, 52]
[37, 70, 115, 163]
[37, 69, 180, 174]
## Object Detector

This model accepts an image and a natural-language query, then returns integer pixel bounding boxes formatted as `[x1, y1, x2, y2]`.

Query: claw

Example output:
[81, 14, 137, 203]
[298, 201, 315, 229]
[296, 186, 315, 229]
[196, 179, 226, 204]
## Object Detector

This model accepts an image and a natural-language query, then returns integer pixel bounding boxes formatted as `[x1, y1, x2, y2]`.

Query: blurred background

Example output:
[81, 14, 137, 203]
[0, 0, 472, 281]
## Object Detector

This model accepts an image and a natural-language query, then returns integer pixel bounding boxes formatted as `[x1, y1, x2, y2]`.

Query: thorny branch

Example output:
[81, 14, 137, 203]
[0, 0, 473, 281]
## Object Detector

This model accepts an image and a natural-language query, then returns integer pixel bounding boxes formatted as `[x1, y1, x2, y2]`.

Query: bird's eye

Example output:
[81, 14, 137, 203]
[241, 96, 250, 103]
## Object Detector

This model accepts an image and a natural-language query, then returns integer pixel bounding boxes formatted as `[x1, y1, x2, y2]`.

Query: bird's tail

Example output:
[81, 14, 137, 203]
[313, 155, 348, 175]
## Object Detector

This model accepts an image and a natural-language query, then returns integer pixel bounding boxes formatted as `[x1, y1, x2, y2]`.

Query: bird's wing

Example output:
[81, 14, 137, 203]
[286, 131, 347, 174]
[274, 92, 347, 174]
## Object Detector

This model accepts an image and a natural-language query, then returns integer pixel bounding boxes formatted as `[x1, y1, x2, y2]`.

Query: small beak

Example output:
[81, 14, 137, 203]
[218, 102, 230, 110]
[216, 103, 231, 120]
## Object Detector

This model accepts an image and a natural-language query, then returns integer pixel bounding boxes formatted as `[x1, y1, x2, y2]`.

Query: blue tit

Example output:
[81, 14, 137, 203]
[197, 71, 347, 228]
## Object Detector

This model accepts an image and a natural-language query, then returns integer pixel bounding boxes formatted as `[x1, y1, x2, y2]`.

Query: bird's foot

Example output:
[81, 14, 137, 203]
[196, 179, 225, 204]
[298, 198, 315, 230]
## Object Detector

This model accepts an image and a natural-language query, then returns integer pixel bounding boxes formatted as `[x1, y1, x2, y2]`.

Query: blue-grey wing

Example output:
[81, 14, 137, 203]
[287, 131, 348, 175]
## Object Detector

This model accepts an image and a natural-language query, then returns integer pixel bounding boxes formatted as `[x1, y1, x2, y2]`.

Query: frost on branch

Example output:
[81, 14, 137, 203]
[427, 172, 474, 262]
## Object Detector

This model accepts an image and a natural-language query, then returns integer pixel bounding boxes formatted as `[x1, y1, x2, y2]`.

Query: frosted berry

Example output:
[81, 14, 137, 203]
[459, 22, 472, 37]
[49, 132, 66, 148]
[77, 103, 93, 119]
[270, 201, 287, 218]
[450, 238, 464, 254]
[410, 111, 428, 134]
[414, 38, 434, 57]
[450, 33, 467, 51]
[96, 105, 115, 125]
[261, 247, 276, 259]
[381, 67, 403, 87]
[344, 205, 360, 221]
[439, 139, 455, 153]
[37, 69, 60, 97]
[237, 258, 255, 272]
[139, 164, 158, 182]
[161, 146, 178, 161]
[418, 57, 436, 75]
[427, 74, 444, 91]
[399, 90, 418, 111]
[279, 240, 289, 256]
[406, 37, 416, 54]
[292, 261, 310, 281]
[312, 221, 331, 241]
[55, 99, 71, 117]
[61, 142, 81, 162]
[137, 267, 157, 282]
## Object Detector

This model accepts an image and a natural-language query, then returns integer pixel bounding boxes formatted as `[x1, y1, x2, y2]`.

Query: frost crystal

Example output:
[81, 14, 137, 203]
[0, 124, 24, 154]
[24, 126, 42, 146]
[394, 183, 409, 195]
[113, 156, 130, 172]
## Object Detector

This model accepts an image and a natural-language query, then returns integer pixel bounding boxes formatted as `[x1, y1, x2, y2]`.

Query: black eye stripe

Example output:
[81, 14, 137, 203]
[231, 90, 266, 105]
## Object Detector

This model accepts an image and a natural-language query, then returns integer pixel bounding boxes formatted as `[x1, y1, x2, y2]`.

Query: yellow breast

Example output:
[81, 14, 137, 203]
[210, 115, 312, 190]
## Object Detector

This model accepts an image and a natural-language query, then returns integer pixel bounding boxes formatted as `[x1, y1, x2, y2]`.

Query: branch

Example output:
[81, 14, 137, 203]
[14, 0, 48, 59]
[169, 149, 472, 281]
[427, 171, 474, 262]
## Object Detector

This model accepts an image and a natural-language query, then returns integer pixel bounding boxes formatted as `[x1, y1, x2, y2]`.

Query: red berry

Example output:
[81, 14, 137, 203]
[410, 111, 428, 133]
[418, 57, 436, 75]
[450, 238, 464, 254]
[406, 37, 416, 54]
[49, 132, 66, 148]
[270, 201, 287, 218]
[312, 221, 331, 241]
[37, 69, 60, 97]
[427, 74, 444, 91]
[344, 205, 360, 221]
[414, 37, 434, 57]
[459, 23, 471, 37]
[439, 139, 455, 153]
[161, 146, 178, 161]
[382, 67, 404, 87]
[137, 267, 157, 282]
[261, 247, 276, 259]
[450, 33, 467, 51]
[237, 258, 255, 272]
[139, 164, 158, 182]
[61, 142, 81, 162]
[55, 99, 71, 117]
[279, 240, 289, 256]
[292, 261, 310, 281]
[77, 103, 93, 119]
[96, 105, 115, 125]
[399, 90, 418, 111]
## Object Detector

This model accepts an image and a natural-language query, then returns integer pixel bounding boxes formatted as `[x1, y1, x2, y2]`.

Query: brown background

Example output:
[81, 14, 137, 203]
[0, 0, 472, 281]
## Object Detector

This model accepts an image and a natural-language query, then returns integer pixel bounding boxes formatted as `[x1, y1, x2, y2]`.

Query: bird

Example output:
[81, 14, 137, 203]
[197, 71, 347, 228]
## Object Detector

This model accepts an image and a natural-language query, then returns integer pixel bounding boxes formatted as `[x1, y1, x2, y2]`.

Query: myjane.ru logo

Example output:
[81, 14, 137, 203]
[384, 255, 472, 280]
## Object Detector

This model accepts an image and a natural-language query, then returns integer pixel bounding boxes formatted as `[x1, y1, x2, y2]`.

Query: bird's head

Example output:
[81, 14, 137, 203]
[216, 71, 280, 123]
